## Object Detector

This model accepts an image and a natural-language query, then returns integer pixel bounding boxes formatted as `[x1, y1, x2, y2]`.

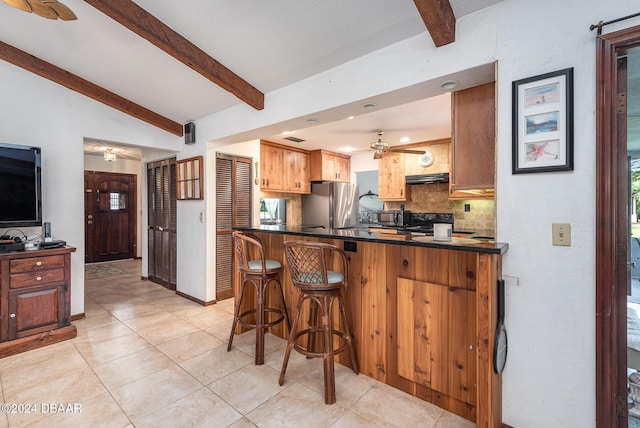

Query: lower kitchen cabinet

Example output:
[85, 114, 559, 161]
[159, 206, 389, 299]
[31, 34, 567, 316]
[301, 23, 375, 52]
[240, 230, 502, 426]
[396, 278, 476, 406]
[0, 247, 77, 358]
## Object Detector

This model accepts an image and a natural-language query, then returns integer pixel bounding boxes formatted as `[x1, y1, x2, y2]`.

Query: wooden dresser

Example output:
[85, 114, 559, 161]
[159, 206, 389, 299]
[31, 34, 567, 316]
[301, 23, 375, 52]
[0, 246, 77, 358]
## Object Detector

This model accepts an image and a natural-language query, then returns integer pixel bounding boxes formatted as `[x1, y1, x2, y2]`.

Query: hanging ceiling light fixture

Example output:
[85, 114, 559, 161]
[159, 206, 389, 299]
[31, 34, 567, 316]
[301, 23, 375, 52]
[104, 148, 117, 162]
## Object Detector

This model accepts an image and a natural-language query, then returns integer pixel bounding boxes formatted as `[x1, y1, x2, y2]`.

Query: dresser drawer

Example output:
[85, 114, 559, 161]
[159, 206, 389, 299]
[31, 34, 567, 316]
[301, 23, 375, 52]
[10, 269, 65, 289]
[10, 255, 65, 274]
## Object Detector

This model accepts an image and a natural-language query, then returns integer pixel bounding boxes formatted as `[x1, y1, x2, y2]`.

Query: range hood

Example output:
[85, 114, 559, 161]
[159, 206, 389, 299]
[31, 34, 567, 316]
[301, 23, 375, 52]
[405, 172, 449, 185]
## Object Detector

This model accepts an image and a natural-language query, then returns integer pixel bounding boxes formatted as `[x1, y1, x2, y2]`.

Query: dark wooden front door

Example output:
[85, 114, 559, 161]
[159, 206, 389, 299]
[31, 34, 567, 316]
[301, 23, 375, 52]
[84, 171, 137, 263]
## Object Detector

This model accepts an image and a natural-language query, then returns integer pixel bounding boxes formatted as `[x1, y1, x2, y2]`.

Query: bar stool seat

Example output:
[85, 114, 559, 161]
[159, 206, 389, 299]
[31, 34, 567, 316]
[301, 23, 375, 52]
[279, 240, 358, 404]
[228, 231, 290, 365]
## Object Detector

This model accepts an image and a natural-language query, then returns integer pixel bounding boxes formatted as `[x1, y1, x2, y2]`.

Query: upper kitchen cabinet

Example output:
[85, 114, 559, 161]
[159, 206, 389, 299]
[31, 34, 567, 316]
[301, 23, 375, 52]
[260, 140, 310, 194]
[310, 150, 351, 182]
[449, 82, 496, 200]
[378, 152, 410, 201]
[260, 141, 284, 190]
[284, 148, 311, 193]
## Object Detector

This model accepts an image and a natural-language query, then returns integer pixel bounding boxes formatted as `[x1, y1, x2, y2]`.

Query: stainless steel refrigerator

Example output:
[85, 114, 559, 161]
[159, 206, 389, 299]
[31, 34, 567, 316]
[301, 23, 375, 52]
[302, 182, 359, 229]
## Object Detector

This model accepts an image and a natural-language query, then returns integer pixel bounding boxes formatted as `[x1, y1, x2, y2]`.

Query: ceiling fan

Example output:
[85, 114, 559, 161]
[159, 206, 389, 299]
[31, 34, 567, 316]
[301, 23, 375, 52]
[3, 0, 77, 20]
[370, 130, 426, 159]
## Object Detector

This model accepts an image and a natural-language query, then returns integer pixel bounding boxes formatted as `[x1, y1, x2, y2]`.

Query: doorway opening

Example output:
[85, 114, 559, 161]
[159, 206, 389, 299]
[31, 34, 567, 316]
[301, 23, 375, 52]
[596, 25, 640, 428]
[84, 171, 137, 263]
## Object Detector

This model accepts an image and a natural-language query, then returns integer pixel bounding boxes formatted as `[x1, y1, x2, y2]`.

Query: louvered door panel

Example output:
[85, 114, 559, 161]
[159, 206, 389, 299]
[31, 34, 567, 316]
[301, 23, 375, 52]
[216, 153, 252, 300]
[234, 158, 252, 227]
[147, 158, 177, 290]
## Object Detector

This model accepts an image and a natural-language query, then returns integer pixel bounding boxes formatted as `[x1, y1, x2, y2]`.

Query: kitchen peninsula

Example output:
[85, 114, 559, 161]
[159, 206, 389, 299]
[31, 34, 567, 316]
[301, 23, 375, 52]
[233, 225, 507, 427]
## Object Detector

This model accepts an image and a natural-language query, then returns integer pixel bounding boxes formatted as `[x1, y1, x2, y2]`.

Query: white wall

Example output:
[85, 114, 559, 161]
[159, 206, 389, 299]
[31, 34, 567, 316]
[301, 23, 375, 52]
[0, 60, 181, 316]
[189, 1, 640, 426]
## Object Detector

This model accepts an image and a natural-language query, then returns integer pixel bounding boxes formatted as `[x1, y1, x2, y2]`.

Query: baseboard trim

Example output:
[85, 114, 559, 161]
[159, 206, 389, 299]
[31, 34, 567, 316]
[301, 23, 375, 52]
[70, 313, 85, 321]
[176, 290, 216, 306]
[141, 276, 148, 281]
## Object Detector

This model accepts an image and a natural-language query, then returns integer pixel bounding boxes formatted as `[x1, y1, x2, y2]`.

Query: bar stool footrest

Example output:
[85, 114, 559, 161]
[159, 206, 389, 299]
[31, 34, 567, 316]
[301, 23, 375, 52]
[290, 327, 351, 358]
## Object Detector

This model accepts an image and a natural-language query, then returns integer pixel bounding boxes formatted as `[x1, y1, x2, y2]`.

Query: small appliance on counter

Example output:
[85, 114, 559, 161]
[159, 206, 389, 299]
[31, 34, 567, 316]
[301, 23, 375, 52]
[302, 182, 359, 229]
[377, 208, 411, 227]
[374, 211, 454, 236]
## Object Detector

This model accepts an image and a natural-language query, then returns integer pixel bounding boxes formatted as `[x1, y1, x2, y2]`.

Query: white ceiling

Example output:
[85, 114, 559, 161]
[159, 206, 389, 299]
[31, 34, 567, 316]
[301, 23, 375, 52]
[0, 0, 505, 156]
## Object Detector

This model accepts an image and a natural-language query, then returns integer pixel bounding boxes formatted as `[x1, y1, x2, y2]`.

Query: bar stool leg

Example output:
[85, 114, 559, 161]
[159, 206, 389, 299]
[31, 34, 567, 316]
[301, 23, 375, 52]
[228, 277, 248, 351]
[307, 298, 319, 354]
[322, 295, 336, 404]
[279, 293, 305, 386]
[255, 278, 266, 365]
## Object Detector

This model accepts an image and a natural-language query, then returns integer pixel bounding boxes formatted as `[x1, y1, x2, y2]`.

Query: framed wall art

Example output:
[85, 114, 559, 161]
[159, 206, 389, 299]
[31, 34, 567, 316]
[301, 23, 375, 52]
[512, 67, 574, 173]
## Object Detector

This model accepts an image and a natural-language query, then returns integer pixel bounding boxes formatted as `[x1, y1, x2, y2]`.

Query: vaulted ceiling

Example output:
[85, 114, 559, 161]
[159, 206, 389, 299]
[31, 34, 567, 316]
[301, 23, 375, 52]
[0, 0, 504, 148]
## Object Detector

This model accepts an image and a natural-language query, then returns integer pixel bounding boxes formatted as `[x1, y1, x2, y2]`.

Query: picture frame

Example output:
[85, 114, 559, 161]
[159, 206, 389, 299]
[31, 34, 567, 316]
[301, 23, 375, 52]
[512, 67, 574, 173]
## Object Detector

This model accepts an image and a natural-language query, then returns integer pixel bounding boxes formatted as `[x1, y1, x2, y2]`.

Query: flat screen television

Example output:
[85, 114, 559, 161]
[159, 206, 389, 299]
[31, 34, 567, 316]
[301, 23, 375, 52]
[0, 143, 42, 228]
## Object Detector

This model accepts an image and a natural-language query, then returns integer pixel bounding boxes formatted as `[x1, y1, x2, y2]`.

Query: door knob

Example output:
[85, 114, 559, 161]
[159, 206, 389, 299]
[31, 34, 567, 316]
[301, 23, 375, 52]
[87, 220, 93, 225]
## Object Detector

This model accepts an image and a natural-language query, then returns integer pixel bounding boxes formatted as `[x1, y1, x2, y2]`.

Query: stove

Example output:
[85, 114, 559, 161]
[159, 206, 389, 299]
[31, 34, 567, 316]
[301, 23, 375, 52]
[403, 212, 454, 235]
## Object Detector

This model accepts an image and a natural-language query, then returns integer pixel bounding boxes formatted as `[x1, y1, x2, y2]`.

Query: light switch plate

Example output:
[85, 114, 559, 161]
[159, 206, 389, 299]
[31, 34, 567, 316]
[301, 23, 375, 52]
[552, 223, 571, 246]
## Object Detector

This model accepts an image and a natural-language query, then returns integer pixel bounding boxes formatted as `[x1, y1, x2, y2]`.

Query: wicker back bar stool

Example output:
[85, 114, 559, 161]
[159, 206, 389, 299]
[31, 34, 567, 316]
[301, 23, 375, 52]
[279, 240, 358, 404]
[228, 231, 290, 365]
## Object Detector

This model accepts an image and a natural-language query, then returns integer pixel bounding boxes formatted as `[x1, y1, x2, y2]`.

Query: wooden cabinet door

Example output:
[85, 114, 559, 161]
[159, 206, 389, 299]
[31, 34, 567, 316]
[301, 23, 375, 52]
[336, 155, 350, 182]
[396, 278, 476, 405]
[284, 150, 310, 193]
[8, 283, 65, 340]
[357, 242, 388, 382]
[260, 144, 283, 190]
[378, 152, 409, 201]
[310, 150, 350, 182]
[450, 82, 495, 199]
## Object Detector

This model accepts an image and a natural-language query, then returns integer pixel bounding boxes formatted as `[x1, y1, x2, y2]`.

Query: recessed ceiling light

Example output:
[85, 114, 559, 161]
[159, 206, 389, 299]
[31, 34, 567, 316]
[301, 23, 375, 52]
[282, 130, 293, 135]
[362, 103, 376, 110]
[347, 116, 355, 120]
[400, 137, 411, 143]
[341, 146, 355, 153]
[440, 80, 459, 90]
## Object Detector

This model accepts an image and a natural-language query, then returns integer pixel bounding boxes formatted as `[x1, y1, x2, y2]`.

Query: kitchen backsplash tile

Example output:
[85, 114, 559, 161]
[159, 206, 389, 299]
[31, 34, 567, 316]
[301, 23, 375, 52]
[385, 184, 495, 233]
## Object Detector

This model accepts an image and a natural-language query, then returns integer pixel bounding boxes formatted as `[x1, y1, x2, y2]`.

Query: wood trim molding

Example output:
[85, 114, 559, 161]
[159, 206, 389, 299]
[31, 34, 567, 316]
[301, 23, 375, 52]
[413, 0, 456, 47]
[595, 24, 640, 428]
[0, 41, 183, 136]
[84, 0, 264, 110]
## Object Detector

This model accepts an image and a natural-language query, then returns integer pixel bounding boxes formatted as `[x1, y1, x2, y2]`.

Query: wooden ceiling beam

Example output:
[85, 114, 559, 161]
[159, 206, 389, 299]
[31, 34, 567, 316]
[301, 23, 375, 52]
[413, 0, 456, 47]
[0, 40, 184, 136]
[84, 0, 265, 110]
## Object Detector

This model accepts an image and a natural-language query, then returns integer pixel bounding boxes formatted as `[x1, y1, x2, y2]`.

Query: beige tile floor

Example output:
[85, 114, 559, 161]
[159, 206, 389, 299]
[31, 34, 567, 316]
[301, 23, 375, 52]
[0, 259, 475, 428]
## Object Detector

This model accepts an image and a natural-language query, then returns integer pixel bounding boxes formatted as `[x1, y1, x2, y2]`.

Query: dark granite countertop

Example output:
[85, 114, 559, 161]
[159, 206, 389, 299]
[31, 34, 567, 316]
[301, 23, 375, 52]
[235, 225, 508, 255]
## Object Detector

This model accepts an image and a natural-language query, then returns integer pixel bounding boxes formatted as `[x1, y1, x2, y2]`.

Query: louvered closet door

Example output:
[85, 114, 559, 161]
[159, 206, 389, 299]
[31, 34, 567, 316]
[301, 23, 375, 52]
[147, 158, 177, 290]
[216, 153, 252, 300]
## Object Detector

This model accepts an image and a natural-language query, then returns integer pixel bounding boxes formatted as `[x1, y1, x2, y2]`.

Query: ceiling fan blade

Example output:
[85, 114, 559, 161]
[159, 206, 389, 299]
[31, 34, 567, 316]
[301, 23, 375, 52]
[26, 0, 57, 19]
[42, 0, 76, 20]
[389, 148, 426, 155]
[373, 151, 383, 160]
[3, 0, 32, 13]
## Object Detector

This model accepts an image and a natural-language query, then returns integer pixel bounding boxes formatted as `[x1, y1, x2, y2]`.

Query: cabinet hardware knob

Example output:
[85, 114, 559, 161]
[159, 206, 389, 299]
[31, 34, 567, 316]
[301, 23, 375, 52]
[36, 276, 42, 281]
[10, 313, 15, 318]
[36, 261, 42, 266]
[469, 345, 474, 350]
